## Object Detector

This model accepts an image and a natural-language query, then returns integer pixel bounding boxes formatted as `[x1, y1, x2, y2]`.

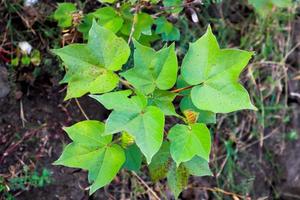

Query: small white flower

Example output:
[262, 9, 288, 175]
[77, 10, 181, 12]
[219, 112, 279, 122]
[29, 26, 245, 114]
[24, 0, 39, 7]
[18, 41, 33, 55]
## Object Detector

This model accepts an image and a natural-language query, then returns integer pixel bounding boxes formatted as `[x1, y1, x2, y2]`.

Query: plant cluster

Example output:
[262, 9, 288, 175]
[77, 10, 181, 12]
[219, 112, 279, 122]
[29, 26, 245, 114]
[53, 14, 256, 197]
[53, 1, 183, 44]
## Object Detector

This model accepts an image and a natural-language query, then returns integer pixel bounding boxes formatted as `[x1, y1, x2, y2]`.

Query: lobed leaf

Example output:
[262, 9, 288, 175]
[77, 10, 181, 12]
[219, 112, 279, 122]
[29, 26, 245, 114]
[121, 40, 178, 94]
[54, 120, 125, 195]
[168, 123, 211, 166]
[91, 91, 165, 163]
[53, 21, 130, 100]
[181, 26, 256, 113]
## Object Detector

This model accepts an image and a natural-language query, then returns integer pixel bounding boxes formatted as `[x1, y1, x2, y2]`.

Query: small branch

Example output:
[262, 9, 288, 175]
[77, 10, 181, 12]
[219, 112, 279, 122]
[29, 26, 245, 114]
[171, 85, 193, 93]
[20, 100, 27, 128]
[131, 171, 160, 200]
[127, 3, 140, 44]
[75, 98, 89, 120]
[198, 186, 250, 199]
[119, 78, 134, 89]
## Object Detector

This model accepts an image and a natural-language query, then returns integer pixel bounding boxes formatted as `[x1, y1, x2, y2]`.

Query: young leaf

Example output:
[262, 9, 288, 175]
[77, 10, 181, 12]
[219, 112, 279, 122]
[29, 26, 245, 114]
[123, 144, 143, 172]
[155, 17, 180, 41]
[148, 90, 178, 116]
[148, 141, 171, 181]
[93, 7, 124, 33]
[181, 26, 256, 113]
[167, 163, 189, 199]
[53, 21, 130, 99]
[54, 120, 125, 195]
[53, 3, 76, 28]
[183, 156, 212, 177]
[121, 40, 178, 94]
[168, 123, 211, 166]
[163, 0, 183, 14]
[91, 91, 165, 163]
[120, 13, 154, 39]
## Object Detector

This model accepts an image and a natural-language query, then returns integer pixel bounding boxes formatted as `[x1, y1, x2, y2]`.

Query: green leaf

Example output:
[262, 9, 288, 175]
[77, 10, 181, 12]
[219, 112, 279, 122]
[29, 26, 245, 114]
[53, 3, 76, 28]
[53, 21, 130, 99]
[183, 156, 212, 177]
[167, 163, 189, 199]
[54, 143, 106, 170]
[121, 40, 178, 94]
[155, 17, 180, 41]
[124, 106, 165, 163]
[91, 91, 165, 163]
[181, 26, 256, 113]
[168, 123, 211, 166]
[88, 21, 130, 71]
[120, 13, 154, 40]
[163, 0, 183, 13]
[123, 144, 143, 172]
[89, 144, 125, 194]
[98, 0, 116, 3]
[249, 0, 291, 16]
[180, 96, 216, 124]
[148, 90, 178, 116]
[63, 120, 112, 147]
[93, 7, 124, 33]
[78, 13, 94, 39]
[148, 141, 171, 181]
[54, 120, 125, 195]
[90, 90, 137, 111]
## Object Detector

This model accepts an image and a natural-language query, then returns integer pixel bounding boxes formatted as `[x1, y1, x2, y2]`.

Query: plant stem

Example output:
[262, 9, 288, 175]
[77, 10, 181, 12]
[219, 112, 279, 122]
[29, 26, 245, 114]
[75, 98, 89, 120]
[127, 2, 140, 44]
[171, 85, 193, 93]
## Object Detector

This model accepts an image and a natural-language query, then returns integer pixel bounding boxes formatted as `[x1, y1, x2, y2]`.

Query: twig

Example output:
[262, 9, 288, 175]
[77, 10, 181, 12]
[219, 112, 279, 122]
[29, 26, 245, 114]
[197, 186, 250, 199]
[20, 100, 27, 128]
[215, 155, 228, 178]
[131, 171, 160, 200]
[75, 98, 89, 120]
[171, 85, 193, 93]
[283, 42, 300, 63]
[119, 78, 134, 89]
[127, 3, 140, 44]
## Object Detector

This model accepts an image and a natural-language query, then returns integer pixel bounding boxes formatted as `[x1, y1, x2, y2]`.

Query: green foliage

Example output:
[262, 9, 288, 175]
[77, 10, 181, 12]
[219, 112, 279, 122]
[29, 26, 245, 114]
[53, 9, 255, 196]
[0, 166, 51, 200]
[53, 3, 76, 28]
[248, 0, 292, 16]
[155, 17, 180, 41]
[52, 2, 181, 44]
